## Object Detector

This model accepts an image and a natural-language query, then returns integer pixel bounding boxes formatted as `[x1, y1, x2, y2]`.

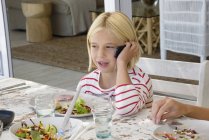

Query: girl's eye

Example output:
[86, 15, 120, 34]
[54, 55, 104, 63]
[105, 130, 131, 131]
[106, 46, 114, 49]
[91, 45, 97, 48]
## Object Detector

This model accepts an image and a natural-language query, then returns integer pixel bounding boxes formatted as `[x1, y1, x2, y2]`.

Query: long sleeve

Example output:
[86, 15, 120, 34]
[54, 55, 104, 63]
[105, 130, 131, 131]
[113, 67, 153, 116]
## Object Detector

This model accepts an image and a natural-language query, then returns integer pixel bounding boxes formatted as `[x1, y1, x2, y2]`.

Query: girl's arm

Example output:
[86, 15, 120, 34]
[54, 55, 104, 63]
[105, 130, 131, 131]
[114, 70, 152, 116]
[115, 63, 152, 116]
[114, 42, 153, 115]
[116, 42, 138, 86]
[114, 42, 152, 116]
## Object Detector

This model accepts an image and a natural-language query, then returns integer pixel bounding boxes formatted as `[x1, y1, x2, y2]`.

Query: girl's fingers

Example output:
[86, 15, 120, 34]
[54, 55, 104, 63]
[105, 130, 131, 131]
[125, 42, 132, 48]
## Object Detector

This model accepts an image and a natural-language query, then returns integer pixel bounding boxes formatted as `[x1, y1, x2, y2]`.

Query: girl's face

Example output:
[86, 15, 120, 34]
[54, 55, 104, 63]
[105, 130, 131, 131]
[90, 29, 124, 73]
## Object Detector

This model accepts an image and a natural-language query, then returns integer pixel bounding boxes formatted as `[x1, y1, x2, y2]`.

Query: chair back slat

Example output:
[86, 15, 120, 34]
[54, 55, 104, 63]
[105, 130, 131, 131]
[138, 57, 200, 80]
[152, 79, 198, 100]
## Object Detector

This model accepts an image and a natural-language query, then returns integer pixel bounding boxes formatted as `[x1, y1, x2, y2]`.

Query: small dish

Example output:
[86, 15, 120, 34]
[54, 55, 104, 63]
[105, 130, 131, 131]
[0, 110, 15, 128]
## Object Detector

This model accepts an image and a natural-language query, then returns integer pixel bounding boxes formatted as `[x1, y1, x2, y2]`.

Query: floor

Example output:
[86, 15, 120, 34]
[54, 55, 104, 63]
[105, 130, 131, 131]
[10, 30, 85, 91]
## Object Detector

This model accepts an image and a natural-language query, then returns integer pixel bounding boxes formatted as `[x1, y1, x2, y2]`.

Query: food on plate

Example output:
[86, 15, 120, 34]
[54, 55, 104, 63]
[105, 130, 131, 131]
[55, 97, 91, 115]
[156, 127, 199, 140]
[15, 119, 62, 140]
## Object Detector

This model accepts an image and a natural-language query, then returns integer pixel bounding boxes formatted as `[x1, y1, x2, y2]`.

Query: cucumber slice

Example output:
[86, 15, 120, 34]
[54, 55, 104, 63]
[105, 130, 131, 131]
[16, 132, 26, 138]
[49, 125, 57, 134]
[45, 124, 57, 134]
[45, 124, 50, 132]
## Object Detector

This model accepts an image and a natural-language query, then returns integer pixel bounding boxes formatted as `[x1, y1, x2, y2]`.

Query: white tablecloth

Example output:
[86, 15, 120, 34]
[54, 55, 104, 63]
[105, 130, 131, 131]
[0, 77, 195, 140]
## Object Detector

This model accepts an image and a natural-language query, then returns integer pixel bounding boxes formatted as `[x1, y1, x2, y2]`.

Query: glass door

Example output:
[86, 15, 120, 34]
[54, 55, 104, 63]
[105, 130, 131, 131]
[0, 0, 13, 77]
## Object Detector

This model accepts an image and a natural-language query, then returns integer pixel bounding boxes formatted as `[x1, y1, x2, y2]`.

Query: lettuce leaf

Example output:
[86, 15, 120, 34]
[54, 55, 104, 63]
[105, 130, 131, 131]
[74, 98, 89, 114]
[31, 130, 41, 140]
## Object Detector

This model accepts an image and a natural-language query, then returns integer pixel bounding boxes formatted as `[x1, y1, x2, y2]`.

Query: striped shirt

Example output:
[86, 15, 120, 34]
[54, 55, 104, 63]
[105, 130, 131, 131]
[76, 65, 153, 116]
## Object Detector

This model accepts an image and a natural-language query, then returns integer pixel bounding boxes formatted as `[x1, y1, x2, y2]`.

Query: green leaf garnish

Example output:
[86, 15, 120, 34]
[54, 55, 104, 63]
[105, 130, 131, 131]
[31, 130, 41, 140]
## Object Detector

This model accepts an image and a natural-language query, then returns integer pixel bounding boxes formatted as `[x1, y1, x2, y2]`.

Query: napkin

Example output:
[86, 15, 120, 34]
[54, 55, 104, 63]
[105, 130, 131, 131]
[69, 122, 94, 140]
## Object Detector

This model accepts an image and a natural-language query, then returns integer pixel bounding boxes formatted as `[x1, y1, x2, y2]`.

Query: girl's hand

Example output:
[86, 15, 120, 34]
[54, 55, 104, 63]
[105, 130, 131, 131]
[151, 98, 188, 124]
[116, 42, 139, 68]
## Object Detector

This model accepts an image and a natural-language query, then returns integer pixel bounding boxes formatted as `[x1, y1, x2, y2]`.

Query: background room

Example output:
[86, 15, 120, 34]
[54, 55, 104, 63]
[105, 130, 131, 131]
[2, 0, 208, 90]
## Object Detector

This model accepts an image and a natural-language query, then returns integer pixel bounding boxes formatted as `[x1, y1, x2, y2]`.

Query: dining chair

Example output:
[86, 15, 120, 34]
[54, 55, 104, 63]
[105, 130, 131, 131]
[136, 57, 209, 107]
[160, 0, 209, 62]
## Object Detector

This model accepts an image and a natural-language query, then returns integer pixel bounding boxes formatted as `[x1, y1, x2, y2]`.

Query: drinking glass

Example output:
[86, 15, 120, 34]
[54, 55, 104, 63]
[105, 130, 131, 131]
[92, 99, 113, 139]
[35, 94, 55, 117]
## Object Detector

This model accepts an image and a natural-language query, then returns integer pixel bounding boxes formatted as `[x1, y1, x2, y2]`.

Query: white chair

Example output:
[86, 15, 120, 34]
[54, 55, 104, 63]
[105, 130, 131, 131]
[136, 57, 209, 107]
[160, 0, 209, 62]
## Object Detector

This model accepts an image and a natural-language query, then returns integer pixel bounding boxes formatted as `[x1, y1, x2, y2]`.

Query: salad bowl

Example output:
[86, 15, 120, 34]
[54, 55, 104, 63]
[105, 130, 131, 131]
[9, 117, 83, 140]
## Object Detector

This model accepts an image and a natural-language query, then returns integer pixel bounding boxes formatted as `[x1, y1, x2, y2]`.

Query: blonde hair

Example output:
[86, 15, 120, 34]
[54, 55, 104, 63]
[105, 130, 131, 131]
[87, 12, 140, 72]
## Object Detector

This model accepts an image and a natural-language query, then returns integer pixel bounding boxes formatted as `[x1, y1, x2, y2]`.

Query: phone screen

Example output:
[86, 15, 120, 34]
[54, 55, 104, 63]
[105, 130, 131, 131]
[114, 45, 126, 58]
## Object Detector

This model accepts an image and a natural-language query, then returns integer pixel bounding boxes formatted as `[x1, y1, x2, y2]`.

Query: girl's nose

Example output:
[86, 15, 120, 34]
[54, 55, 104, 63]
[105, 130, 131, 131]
[97, 48, 105, 57]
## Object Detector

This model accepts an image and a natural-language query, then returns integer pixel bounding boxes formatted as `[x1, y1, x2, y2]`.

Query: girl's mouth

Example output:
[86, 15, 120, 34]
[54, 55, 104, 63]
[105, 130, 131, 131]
[97, 61, 109, 68]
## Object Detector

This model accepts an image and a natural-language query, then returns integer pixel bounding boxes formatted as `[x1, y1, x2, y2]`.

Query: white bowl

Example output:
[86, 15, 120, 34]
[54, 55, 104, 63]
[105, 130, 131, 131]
[9, 117, 83, 140]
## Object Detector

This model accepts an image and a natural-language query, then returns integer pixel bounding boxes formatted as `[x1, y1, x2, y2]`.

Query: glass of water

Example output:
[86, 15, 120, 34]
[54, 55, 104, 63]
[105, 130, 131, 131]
[92, 99, 113, 139]
[35, 93, 55, 117]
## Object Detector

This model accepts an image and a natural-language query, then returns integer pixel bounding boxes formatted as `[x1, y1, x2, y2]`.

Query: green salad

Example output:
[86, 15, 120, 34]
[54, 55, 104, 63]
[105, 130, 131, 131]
[55, 97, 91, 115]
[15, 121, 61, 140]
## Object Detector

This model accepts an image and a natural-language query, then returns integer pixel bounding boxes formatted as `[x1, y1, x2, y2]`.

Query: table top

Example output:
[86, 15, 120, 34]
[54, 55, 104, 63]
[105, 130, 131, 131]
[90, 1, 159, 18]
[0, 77, 195, 140]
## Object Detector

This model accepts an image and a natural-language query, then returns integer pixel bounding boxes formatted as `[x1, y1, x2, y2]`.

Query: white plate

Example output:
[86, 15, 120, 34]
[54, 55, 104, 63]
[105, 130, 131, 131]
[55, 109, 93, 117]
[54, 94, 114, 118]
[55, 111, 92, 118]
[55, 94, 93, 118]
[9, 117, 83, 140]
[153, 119, 209, 140]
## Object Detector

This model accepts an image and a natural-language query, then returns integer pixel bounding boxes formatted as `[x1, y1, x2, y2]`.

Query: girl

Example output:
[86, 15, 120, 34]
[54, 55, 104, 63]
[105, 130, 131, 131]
[77, 12, 153, 116]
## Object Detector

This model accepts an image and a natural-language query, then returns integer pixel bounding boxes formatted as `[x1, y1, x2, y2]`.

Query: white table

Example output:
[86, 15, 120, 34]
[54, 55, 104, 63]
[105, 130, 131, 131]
[0, 78, 195, 140]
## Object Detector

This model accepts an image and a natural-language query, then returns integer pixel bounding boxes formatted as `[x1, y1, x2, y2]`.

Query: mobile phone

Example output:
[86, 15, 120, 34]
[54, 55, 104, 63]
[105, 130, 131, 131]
[114, 45, 126, 58]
